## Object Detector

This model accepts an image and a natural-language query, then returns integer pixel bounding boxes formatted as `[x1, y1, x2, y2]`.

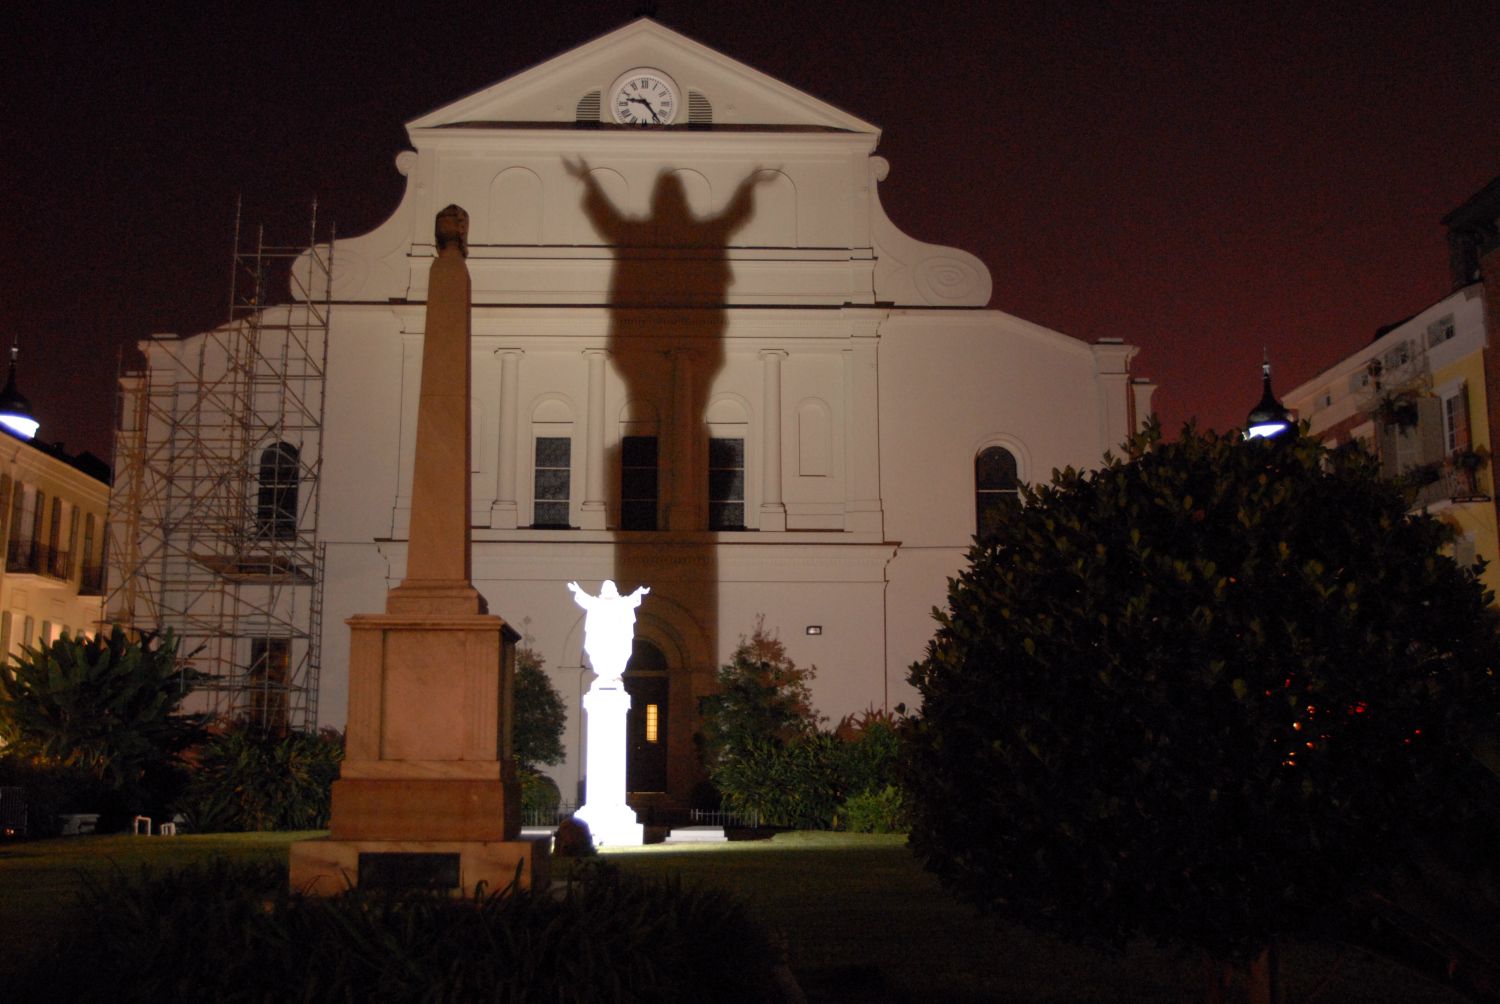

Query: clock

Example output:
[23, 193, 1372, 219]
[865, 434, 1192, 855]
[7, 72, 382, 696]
[608, 68, 679, 126]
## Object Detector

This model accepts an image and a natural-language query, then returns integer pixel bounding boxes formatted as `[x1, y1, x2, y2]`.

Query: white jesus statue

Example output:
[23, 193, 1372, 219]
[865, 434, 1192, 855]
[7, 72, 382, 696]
[567, 580, 650, 686]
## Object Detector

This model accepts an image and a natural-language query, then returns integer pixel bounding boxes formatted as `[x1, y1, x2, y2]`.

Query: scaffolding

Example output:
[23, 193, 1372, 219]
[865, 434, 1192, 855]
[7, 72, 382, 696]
[106, 204, 332, 732]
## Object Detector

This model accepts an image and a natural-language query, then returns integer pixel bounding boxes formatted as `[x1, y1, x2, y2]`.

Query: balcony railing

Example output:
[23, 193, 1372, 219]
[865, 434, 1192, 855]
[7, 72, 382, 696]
[1406, 462, 1491, 509]
[5, 539, 38, 575]
[4, 541, 73, 581]
[44, 546, 72, 581]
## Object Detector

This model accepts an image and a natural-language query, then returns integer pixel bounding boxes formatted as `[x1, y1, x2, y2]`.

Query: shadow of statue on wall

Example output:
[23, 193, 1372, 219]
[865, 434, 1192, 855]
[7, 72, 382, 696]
[565, 157, 771, 806]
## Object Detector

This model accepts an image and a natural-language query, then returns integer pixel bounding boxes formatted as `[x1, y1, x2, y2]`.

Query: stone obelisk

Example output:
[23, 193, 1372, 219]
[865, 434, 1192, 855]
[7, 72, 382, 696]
[290, 206, 548, 895]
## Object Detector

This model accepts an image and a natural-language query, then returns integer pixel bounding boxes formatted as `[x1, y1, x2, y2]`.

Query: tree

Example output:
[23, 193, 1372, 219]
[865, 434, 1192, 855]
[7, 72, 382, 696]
[904, 424, 1500, 969]
[0, 627, 206, 819]
[697, 620, 829, 823]
[512, 645, 566, 770]
[697, 618, 820, 769]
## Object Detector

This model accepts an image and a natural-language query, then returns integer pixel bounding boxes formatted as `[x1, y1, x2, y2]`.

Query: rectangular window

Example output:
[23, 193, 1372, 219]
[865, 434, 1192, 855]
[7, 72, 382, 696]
[708, 437, 746, 530]
[620, 435, 659, 530]
[1444, 387, 1470, 455]
[7, 486, 34, 574]
[30, 490, 45, 552]
[62, 504, 78, 579]
[248, 638, 290, 732]
[532, 436, 572, 528]
[46, 497, 65, 578]
[8, 483, 24, 545]
[1427, 314, 1456, 347]
[645, 703, 660, 743]
[79, 513, 103, 595]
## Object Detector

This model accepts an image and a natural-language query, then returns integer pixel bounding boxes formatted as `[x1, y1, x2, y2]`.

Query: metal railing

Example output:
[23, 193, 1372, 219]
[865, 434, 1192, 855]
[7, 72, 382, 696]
[5, 541, 74, 581]
[520, 802, 579, 828]
[4, 539, 38, 574]
[517, 802, 763, 830]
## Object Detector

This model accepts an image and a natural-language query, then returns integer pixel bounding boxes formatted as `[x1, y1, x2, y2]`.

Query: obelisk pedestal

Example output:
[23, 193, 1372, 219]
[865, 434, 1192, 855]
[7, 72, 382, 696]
[290, 206, 549, 896]
[573, 683, 644, 847]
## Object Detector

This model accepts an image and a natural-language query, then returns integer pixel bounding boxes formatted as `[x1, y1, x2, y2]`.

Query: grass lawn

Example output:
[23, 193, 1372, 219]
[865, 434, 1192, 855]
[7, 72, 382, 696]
[0, 830, 1470, 1003]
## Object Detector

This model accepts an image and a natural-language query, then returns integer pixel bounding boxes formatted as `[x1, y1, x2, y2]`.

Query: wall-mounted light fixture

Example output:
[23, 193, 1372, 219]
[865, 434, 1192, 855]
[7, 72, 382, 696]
[805, 625, 822, 636]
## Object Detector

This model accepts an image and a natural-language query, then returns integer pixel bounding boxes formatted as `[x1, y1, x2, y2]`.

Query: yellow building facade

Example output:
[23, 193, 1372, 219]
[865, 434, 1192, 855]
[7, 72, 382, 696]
[0, 431, 109, 658]
[1285, 282, 1500, 597]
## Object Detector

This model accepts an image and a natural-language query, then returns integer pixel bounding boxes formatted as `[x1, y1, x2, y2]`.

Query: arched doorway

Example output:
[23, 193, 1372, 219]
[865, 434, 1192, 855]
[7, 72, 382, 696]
[623, 638, 669, 793]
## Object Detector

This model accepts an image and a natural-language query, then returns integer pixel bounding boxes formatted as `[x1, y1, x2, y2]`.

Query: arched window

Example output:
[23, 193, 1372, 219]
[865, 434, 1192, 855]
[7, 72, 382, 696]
[257, 443, 299, 539]
[975, 446, 1019, 540]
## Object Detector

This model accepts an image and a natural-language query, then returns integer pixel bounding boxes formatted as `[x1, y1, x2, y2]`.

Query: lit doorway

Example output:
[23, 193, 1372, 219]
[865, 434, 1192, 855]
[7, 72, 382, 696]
[623, 639, 669, 793]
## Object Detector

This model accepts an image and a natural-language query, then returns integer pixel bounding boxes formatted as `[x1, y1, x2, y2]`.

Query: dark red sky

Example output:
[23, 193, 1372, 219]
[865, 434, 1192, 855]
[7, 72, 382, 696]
[5, 1, 1498, 462]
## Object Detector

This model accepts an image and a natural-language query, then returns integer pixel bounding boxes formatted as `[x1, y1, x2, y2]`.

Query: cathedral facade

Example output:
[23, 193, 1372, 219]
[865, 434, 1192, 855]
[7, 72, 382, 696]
[113, 20, 1152, 807]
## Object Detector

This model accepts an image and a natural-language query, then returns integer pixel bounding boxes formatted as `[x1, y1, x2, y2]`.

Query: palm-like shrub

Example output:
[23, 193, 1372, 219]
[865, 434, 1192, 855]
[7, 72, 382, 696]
[0, 627, 204, 821]
[175, 722, 343, 832]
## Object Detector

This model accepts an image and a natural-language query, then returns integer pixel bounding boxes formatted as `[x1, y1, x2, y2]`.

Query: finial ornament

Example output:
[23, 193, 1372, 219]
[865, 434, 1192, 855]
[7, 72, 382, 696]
[435, 204, 469, 256]
[1246, 349, 1292, 440]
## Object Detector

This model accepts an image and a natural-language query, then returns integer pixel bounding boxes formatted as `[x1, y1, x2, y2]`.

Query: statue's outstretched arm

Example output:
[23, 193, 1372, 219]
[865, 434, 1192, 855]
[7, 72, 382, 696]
[715, 168, 776, 234]
[564, 156, 624, 242]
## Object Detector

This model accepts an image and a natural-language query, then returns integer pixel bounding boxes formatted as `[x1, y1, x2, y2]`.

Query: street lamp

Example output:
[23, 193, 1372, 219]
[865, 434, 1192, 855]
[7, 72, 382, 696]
[1245, 352, 1292, 440]
[0, 345, 39, 440]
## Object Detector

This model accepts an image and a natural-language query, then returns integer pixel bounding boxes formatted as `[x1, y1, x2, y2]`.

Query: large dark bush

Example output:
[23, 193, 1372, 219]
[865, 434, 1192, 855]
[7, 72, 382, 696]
[905, 424, 1500, 965]
[174, 722, 343, 832]
[712, 735, 844, 828]
[13, 857, 779, 1002]
[519, 767, 562, 822]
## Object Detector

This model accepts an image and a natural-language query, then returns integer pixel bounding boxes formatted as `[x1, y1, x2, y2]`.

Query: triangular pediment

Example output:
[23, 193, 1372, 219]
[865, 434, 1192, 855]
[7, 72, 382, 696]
[407, 18, 878, 134]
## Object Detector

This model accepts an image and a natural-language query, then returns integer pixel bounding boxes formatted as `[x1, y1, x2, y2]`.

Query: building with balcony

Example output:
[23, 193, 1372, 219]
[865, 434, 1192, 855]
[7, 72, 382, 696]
[1285, 175, 1500, 597]
[0, 386, 110, 660]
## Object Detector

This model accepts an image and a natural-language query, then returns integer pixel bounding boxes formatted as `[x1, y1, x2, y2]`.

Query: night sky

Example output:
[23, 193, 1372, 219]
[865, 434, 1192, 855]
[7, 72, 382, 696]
[6, 1, 1498, 463]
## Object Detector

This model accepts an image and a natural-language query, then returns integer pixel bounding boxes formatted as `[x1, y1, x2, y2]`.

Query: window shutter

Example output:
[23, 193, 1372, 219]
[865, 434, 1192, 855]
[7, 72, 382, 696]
[575, 90, 601, 122]
[688, 91, 712, 125]
[1417, 396, 1445, 465]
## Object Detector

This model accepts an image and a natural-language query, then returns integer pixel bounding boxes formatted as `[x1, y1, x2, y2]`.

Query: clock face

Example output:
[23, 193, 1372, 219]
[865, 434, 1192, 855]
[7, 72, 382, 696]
[608, 68, 679, 126]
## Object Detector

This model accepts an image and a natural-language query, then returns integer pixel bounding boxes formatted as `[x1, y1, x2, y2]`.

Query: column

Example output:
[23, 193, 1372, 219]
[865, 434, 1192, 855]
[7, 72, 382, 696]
[759, 349, 788, 531]
[580, 349, 608, 530]
[843, 316, 884, 534]
[490, 349, 522, 529]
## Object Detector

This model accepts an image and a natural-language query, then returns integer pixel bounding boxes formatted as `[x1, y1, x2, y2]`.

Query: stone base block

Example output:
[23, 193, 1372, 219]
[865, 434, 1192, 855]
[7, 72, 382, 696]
[330, 777, 519, 843]
[288, 836, 550, 898]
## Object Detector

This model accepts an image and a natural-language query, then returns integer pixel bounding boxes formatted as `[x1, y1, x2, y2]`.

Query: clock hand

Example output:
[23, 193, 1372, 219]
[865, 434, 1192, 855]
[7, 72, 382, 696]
[627, 95, 663, 123]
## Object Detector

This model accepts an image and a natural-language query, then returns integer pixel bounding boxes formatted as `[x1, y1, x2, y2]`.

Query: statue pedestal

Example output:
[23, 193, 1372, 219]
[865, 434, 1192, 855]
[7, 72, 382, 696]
[573, 683, 644, 847]
[289, 609, 549, 895]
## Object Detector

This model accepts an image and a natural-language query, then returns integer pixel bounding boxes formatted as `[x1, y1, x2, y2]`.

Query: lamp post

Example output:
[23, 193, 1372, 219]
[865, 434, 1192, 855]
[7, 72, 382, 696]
[1245, 352, 1292, 440]
[0, 345, 39, 440]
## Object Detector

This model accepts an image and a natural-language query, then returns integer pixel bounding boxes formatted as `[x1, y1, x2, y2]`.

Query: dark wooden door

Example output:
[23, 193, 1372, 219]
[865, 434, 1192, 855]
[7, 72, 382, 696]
[623, 640, 669, 793]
